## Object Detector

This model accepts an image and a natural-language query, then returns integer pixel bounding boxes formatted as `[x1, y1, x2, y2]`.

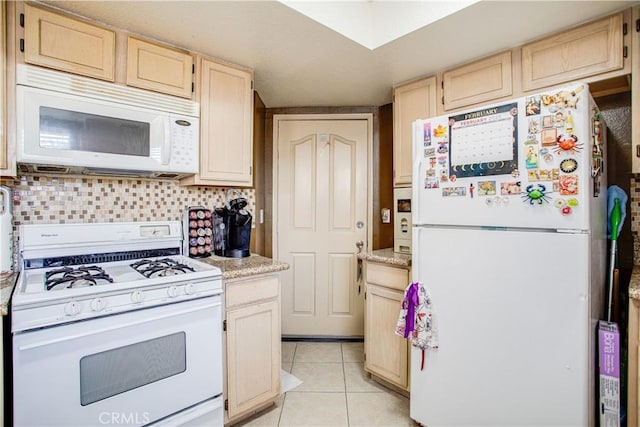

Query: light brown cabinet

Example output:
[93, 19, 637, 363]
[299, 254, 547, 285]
[629, 296, 640, 427]
[521, 13, 625, 92]
[224, 274, 280, 422]
[441, 51, 513, 112]
[23, 3, 115, 81]
[392, 77, 437, 187]
[181, 58, 254, 187]
[1, 0, 6, 172]
[126, 36, 193, 98]
[632, 6, 640, 173]
[364, 262, 410, 392]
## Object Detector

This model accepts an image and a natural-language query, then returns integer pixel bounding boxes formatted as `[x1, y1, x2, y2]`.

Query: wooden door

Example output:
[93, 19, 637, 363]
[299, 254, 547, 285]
[393, 77, 437, 187]
[275, 116, 369, 336]
[24, 3, 115, 81]
[365, 283, 409, 390]
[126, 36, 193, 98]
[226, 298, 280, 419]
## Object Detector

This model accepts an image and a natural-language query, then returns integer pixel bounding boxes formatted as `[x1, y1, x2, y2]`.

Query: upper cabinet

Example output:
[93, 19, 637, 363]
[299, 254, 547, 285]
[521, 13, 625, 92]
[393, 77, 437, 187]
[441, 51, 513, 112]
[632, 6, 640, 173]
[23, 3, 116, 81]
[1, 1, 6, 172]
[126, 36, 193, 98]
[181, 58, 253, 187]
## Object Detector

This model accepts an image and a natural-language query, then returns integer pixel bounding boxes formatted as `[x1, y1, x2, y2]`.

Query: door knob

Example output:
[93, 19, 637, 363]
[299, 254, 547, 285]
[355, 240, 364, 253]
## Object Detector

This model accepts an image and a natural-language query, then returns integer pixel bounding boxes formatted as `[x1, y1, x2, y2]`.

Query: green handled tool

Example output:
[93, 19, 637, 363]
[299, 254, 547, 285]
[607, 198, 621, 322]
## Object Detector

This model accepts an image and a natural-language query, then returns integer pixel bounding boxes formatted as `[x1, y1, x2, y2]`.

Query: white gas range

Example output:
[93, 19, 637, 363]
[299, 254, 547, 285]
[11, 221, 224, 427]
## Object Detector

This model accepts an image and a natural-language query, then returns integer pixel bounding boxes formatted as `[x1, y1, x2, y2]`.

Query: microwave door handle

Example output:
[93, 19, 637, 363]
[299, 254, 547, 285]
[161, 118, 171, 165]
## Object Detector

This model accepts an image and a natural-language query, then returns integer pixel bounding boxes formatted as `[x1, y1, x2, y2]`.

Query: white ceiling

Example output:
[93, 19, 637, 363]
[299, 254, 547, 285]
[42, 0, 634, 108]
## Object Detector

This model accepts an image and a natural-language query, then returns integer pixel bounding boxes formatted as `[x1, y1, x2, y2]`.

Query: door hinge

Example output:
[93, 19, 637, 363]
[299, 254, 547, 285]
[624, 46, 628, 58]
[441, 80, 444, 89]
[192, 63, 195, 74]
[251, 80, 254, 90]
[636, 18, 640, 32]
[19, 13, 24, 27]
[19, 39, 24, 53]
[224, 399, 228, 411]
[249, 166, 252, 176]
[191, 82, 195, 93]
[623, 22, 628, 36]
[636, 145, 640, 158]
[223, 320, 227, 331]
[441, 96, 444, 106]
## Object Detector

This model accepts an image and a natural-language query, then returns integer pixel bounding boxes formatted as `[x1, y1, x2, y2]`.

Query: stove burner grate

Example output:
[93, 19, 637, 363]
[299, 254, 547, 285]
[45, 266, 114, 291]
[131, 258, 196, 279]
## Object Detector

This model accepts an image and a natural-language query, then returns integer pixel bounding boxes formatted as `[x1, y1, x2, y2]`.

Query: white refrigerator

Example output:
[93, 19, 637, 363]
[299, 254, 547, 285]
[410, 82, 607, 426]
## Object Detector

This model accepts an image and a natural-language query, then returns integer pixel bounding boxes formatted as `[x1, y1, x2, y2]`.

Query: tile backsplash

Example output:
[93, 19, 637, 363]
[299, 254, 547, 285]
[2, 174, 255, 267]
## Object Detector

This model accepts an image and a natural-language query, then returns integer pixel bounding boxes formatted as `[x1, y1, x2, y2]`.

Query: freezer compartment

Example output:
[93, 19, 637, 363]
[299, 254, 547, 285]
[410, 226, 605, 427]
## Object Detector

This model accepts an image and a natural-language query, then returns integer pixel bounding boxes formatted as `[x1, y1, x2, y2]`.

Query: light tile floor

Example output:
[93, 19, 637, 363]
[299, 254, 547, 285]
[237, 341, 415, 427]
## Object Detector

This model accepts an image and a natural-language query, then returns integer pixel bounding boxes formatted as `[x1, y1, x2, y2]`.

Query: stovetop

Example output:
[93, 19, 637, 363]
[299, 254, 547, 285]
[12, 221, 223, 332]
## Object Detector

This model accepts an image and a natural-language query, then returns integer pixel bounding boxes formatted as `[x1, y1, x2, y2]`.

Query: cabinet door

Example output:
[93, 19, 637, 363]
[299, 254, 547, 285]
[442, 51, 512, 111]
[226, 299, 280, 419]
[393, 77, 437, 187]
[364, 283, 409, 391]
[632, 6, 640, 173]
[24, 4, 115, 81]
[521, 13, 624, 92]
[126, 36, 193, 98]
[1, 0, 6, 171]
[198, 59, 253, 186]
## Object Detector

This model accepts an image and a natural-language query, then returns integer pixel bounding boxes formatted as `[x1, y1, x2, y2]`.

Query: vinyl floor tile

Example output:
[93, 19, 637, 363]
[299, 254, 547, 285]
[279, 392, 348, 427]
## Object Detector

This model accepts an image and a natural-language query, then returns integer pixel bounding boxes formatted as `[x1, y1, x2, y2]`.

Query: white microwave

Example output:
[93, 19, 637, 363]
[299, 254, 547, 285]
[16, 65, 200, 179]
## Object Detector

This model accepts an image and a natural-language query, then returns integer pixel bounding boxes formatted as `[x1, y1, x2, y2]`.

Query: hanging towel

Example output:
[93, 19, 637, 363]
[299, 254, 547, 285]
[395, 281, 438, 370]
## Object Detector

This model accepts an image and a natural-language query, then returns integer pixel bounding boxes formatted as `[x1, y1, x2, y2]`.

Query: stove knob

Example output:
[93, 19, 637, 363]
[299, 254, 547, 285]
[64, 301, 81, 316]
[90, 298, 106, 312]
[167, 285, 179, 298]
[184, 284, 196, 295]
[131, 290, 145, 304]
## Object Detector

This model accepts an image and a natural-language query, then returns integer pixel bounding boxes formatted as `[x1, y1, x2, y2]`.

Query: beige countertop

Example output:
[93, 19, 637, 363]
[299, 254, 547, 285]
[0, 273, 17, 316]
[630, 266, 640, 300]
[199, 253, 289, 280]
[357, 248, 411, 268]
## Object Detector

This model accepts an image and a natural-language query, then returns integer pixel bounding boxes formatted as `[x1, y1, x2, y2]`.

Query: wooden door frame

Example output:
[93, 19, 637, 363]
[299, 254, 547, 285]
[272, 113, 374, 259]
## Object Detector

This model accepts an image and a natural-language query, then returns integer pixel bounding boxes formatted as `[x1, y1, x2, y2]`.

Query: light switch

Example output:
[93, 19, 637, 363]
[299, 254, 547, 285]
[381, 208, 390, 223]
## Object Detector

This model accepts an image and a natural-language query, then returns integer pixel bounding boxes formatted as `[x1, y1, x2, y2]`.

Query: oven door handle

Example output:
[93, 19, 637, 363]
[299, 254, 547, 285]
[17, 298, 221, 351]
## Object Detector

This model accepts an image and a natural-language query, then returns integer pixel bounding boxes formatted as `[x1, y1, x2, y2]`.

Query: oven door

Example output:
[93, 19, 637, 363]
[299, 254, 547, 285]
[13, 296, 223, 427]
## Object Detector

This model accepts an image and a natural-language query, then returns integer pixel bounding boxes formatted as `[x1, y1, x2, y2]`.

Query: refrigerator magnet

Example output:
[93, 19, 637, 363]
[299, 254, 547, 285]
[525, 145, 539, 169]
[442, 187, 466, 197]
[542, 115, 554, 129]
[500, 181, 521, 195]
[560, 158, 578, 173]
[555, 134, 583, 155]
[522, 184, 550, 205]
[525, 96, 541, 116]
[433, 124, 447, 138]
[541, 128, 557, 146]
[527, 168, 559, 182]
[528, 118, 540, 135]
[425, 177, 439, 189]
[477, 180, 497, 196]
[425, 147, 436, 157]
[423, 123, 432, 146]
[559, 175, 579, 195]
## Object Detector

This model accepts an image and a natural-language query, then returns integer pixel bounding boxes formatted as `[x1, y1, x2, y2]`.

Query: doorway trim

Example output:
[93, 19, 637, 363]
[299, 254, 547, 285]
[272, 113, 373, 260]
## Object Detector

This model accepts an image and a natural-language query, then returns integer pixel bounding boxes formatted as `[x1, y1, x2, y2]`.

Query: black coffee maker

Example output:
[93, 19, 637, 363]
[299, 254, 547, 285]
[212, 191, 252, 258]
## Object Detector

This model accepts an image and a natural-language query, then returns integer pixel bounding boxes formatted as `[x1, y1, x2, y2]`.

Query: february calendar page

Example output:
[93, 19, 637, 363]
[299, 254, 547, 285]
[449, 102, 518, 178]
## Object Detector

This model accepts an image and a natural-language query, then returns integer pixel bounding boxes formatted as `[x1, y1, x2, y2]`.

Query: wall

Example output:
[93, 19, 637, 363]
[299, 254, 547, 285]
[1, 174, 255, 268]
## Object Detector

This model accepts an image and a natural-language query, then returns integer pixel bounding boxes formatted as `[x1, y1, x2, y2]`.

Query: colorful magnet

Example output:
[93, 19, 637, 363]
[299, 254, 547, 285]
[541, 128, 557, 146]
[559, 175, 579, 196]
[500, 181, 521, 195]
[425, 177, 439, 189]
[543, 153, 554, 163]
[449, 175, 457, 182]
[437, 144, 448, 154]
[528, 118, 540, 135]
[528, 168, 559, 182]
[561, 206, 572, 216]
[542, 115, 554, 128]
[477, 180, 497, 196]
[511, 169, 520, 178]
[567, 198, 579, 207]
[555, 134, 582, 155]
[433, 124, 447, 138]
[424, 147, 436, 157]
[469, 183, 474, 198]
[442, 187, 466, 197]
[560, 158, 578, 173]
[429, 157, 437, 168]
[525, 96, 541, 116]
[553, 111, 565, 128]
[423, 123, 432, 146]
[440, 170, 449, 182]
[525, 145, 539, 169]
[564, 111, 574, 134]
[521, 184, 550, 205]
[554, 198, 566, 208]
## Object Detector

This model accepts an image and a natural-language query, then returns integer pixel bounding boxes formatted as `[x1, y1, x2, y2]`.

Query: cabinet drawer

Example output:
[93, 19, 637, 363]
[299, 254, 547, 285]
[225, 275, 279, 308]
[365, 263, 409, 292]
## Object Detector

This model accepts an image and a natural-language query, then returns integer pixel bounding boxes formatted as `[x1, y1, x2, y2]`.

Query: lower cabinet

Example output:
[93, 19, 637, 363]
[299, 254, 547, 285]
[364, 262, 410, 392]
[629, 296, 640, 427]
[224, 274, 281, 423]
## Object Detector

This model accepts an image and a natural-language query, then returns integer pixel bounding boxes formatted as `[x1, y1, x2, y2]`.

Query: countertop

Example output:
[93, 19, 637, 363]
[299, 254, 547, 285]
[357, 248, 411, 268]
[199, 253, 289, 280]
[630, 266, 640, 300]
[0, 273, 17, 316]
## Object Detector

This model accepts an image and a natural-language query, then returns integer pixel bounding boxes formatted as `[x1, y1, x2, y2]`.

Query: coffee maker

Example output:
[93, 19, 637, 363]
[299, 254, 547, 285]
[212, 191, 252, 258]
